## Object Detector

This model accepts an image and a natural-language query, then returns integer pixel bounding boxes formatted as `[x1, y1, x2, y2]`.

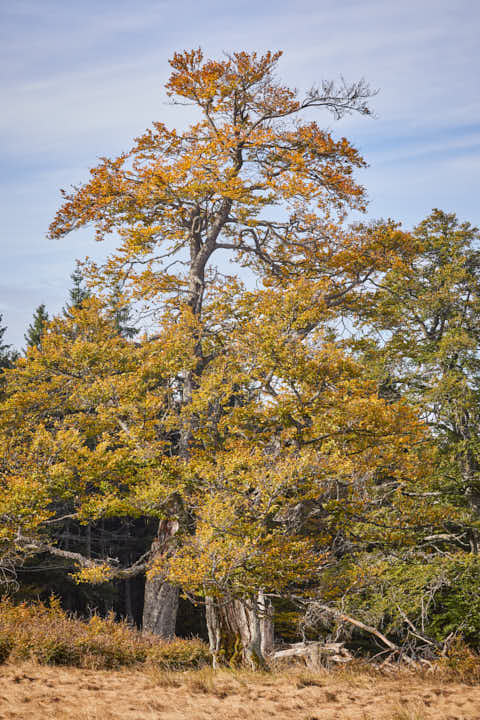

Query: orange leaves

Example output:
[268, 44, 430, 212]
[165, 48, 284, 113]
[47, 47, 374, 317]
[22, 48, 424, 603]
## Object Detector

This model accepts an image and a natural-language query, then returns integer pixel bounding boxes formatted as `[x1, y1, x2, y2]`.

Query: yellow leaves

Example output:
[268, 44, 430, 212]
[0, 258, 430, 603]
[12, 48, 439, 605]
[72, 564, 114, 585]
[166, 511, 323, 597]
[0, 474, 53, 539]
[166, 49, 284, 112]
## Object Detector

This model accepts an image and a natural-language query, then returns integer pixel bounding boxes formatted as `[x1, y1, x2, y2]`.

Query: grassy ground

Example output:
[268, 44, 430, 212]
[0, 662, 479, 719]
[1, 600, 480, 718]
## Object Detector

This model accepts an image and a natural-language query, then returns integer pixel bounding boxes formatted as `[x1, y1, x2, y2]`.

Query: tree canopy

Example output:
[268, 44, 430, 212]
[1, 49, 477, 666]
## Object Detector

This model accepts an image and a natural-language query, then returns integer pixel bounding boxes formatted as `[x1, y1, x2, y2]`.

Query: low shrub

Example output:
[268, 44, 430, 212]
[147, 636, 211, 670]
[0, 597, 210, 670]
[436, 637, 480, 684]
[307, 553, 480, 653]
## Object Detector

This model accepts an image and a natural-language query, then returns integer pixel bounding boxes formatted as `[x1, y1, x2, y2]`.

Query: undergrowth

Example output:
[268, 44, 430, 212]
[2, 597, 480, 684]
[0, 597, 210, 670]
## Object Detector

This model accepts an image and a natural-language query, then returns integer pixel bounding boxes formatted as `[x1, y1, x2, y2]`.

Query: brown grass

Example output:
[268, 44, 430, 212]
[0, 598, 209, 670]
[1, 601, 480, 718]
[0, 662, 479, 719]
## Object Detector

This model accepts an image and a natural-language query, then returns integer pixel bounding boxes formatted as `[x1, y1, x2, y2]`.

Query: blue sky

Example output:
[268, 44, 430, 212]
[1, 0, 479, 347]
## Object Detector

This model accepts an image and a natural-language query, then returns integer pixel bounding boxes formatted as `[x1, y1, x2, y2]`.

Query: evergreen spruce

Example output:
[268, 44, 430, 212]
[109, 281, 138, 339]
[0, 313, 16, 370]
[24, 304, 49, 349]
[63, 266, 90, 316]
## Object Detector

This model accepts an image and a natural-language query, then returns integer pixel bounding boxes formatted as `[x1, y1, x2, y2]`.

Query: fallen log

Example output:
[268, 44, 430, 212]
[273, 641, 352, 667]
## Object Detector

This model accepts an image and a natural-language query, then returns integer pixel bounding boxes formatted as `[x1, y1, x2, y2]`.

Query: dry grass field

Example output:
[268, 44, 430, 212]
[1, 602, 480, 719]
[1, 662, 480, 720]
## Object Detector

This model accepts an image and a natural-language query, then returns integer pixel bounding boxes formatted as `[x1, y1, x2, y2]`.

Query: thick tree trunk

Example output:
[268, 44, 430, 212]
[259, 591, 275, 657]
[142, 518, 179, 638]
[462, 448, 480, 553]
[142, 576, 179, 637]
[206, 592, 274, 669]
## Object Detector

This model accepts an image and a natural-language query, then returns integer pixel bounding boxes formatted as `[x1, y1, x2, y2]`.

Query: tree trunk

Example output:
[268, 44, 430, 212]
[142, 575, 179, 637]
[259, 591, 275, 657]
[462, 447, 480, 553]
[142, 518, 179, 638]
[206, 592, 274, 669]
[143, 214, 232, 640]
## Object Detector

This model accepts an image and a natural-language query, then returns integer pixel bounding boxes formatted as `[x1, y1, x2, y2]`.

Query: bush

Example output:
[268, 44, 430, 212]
[0, 597, 210, 670]
[147, 637, 211, 670]
[436, 637, 480, 684]
[304, 553, 480, 653]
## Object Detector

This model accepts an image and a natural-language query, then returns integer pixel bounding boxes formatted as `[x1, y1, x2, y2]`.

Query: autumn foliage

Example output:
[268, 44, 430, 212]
[0, 49, 477, 667]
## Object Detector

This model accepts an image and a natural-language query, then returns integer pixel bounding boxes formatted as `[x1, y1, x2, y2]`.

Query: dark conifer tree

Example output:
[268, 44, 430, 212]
[24, 304, 49, 349]
[0, 313, 16, 370]
[109, 281, 138, 339]
[63, 266, 90, 316]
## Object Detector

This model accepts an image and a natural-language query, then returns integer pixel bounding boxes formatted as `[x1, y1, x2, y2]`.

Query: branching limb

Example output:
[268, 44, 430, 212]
[15, 531, 149, 580]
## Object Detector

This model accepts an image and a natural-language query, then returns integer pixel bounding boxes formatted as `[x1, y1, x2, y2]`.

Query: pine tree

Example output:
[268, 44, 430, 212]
[63, 266, 90, 316]
[0, 313, 15, 370]
[24, 304, 49, 349]
[108, 281, 138, 339]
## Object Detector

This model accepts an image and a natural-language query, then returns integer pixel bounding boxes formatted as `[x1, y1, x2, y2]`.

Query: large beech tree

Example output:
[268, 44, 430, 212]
[0, 49, 429, 664]
[0, 287, 426, 665]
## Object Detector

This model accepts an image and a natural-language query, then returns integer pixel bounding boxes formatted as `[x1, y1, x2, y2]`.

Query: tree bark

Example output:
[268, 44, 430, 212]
[142, 518, 179, 638]
[142, 576, 179, 637]
[259, 590, 275, 657]
[206, 592, 274, 669]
